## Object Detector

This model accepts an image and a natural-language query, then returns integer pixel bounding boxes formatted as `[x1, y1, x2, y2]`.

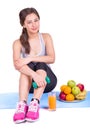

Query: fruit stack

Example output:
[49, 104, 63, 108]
[59, 80, 87, 102]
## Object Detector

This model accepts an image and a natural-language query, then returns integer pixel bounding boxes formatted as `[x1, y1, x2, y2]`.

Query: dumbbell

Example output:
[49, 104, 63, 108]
[32, 76, 50, 89]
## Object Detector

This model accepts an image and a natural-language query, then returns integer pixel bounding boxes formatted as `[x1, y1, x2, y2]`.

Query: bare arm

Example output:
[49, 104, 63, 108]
[12, 39, 22, 69]
[12, 35, 54, 87]
[12, 39, 35, 77]
[13, 34, 56, 73]
[12, 40, 46, 87]
[13, 33, 55, 69]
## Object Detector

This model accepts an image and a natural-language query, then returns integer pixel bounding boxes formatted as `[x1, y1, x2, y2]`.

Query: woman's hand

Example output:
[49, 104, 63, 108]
[14, 57, 32, 70]
[33, 73, 47, 88]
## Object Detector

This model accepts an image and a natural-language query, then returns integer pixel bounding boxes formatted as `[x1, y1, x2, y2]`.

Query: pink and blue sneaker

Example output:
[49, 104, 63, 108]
[26, 99, 39, 122]
[13, 101, 28, 123]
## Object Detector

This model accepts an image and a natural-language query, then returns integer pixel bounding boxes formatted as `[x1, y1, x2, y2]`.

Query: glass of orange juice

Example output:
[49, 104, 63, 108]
[48, 92, 56, 111]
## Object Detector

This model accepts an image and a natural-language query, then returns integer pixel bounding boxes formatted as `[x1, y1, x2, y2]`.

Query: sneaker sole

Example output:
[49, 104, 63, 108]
[26, 118, 39, 122]
[14, 119, 26, 124]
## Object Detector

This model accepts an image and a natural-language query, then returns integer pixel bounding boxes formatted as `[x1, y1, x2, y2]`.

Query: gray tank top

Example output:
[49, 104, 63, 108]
[21, 33, 46, 58]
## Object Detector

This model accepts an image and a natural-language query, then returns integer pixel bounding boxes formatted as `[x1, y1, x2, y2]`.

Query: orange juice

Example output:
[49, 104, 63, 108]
[48, 92, 56, 111]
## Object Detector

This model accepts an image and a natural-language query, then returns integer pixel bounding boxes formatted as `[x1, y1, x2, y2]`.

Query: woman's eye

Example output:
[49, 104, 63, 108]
[34, 19, 39, 22]
[27, 19, 39, 24]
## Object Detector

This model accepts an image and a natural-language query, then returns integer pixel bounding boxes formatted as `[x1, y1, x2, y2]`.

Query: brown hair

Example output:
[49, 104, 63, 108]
[19, 7, 40, 54]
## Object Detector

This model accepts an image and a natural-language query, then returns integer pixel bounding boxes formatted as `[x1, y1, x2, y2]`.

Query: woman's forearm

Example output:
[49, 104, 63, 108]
[18, 64, 35, 78]
[30, 55, 55, 64]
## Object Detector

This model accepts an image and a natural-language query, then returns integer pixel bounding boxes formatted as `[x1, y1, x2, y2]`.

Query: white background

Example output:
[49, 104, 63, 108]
[0, 0, 90, 93]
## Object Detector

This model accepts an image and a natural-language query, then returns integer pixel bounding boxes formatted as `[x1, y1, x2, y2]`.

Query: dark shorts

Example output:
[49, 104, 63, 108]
[27, 62, 57, 93]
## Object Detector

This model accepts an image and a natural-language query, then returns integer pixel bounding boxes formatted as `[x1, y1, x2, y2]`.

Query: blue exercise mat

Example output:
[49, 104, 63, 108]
[0, 91, 90, 109]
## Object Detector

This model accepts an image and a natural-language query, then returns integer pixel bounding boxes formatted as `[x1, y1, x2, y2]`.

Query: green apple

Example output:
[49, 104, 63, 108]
[72, 86, 80, 96]
[67, 80, 76, 88]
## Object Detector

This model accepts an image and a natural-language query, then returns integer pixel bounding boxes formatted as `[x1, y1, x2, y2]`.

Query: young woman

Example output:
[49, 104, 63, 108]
[13, 7, 57, 123]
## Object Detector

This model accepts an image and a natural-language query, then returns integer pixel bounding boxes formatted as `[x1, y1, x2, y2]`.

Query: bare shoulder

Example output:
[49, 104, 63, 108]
[42, 33, 52, 39]
[13, 39, 20, 46]
[41, 33, 53, 44]
[13, 39, 22, 48]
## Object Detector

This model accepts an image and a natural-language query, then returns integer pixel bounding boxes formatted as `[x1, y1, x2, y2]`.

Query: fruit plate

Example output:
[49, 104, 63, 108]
[58, 98, 85, 103]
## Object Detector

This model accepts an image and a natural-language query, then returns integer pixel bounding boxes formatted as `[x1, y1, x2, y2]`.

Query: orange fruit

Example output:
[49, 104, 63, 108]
[60, 85, 67, 92]
[64, 86, 71, 94]
[66, 94, 75, 101]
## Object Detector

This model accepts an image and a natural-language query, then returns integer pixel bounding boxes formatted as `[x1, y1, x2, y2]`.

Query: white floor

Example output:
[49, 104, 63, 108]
[0, 107, 90, 130]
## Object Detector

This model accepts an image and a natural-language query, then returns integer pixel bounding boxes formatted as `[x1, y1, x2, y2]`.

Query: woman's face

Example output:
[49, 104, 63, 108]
[23, 13, 40, 34]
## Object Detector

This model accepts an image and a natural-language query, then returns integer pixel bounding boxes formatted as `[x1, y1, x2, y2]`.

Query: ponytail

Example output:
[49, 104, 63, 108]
[20, 28, 30, 54]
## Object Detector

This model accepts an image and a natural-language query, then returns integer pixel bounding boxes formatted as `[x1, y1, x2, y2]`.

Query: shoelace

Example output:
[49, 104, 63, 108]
[16, 102, 26, 113]
[28, 101, 39, 112]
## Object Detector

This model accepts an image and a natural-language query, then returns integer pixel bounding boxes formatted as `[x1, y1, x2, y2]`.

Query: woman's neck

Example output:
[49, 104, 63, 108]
[28, 32, 39, 39]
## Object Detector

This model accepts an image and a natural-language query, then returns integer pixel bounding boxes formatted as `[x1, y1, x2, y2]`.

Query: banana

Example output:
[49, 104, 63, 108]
[75, 90, 87, 100]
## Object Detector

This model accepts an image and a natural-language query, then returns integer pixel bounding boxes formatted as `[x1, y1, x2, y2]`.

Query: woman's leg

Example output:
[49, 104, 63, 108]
[13, 73, 32, 123]
[33, 69, 47, 100]
[44, 65, 57, 93]
[29, 62, 57, 95]
[19, 73, 32, 102]
[26, 63, 47, 122]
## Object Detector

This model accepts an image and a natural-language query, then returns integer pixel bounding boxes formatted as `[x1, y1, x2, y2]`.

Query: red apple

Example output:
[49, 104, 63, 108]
[59, 92, 66, 100]
[76, 83, 84, 91]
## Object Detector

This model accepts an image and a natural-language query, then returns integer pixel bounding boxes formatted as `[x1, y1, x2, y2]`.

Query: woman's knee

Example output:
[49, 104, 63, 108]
[36, 62, 47, 71]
